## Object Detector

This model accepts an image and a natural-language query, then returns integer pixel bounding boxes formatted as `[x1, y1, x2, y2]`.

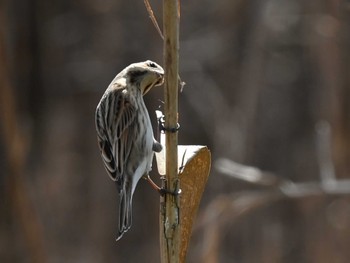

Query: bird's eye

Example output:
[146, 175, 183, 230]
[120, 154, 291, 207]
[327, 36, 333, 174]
[148, 62, 157, 68]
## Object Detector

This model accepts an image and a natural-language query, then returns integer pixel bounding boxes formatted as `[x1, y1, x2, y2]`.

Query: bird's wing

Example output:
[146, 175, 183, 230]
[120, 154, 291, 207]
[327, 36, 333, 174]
[95, 88, 137, 185]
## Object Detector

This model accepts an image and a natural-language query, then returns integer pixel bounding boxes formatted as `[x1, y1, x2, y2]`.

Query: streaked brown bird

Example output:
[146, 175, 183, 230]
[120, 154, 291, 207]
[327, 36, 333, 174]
[95, 60, 164, 241]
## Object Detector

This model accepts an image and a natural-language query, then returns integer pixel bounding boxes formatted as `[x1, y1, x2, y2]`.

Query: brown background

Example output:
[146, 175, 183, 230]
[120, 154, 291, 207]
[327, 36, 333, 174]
[1, 0, 350, 262]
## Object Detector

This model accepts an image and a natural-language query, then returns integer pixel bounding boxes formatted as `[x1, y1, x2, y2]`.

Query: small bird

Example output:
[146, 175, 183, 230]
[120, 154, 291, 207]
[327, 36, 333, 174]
[95, 60, 164, 241]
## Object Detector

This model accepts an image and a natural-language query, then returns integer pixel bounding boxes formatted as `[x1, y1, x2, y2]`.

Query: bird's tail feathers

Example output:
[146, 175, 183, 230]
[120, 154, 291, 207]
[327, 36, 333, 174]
[116, 181, 133, 241]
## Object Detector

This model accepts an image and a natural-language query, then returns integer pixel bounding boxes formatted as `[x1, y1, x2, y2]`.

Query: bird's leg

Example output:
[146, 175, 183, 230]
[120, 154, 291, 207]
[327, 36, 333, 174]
[144, 174, 161, 192]
[143, 175, 181, 196]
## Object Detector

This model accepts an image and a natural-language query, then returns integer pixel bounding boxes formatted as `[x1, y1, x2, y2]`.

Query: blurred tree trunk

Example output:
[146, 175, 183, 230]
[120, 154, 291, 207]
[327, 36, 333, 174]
[0, 2, 47, 262]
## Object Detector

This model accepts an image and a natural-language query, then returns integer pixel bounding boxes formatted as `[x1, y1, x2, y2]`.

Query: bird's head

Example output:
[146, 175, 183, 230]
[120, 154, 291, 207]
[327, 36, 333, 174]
[124, 60, 164, 95]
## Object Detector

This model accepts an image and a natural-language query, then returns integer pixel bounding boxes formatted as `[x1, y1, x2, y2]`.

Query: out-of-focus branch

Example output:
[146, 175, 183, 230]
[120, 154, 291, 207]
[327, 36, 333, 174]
[197, 156, 350, 263]
[215, 158, 291, 188]
[209, 156, 350, 243]
[316, 121, 336, 186]
[208, 156, 350, 243]
[216, 158, 350, 197]
[197, 192, 279, 263]
[0, 9, 47, 263]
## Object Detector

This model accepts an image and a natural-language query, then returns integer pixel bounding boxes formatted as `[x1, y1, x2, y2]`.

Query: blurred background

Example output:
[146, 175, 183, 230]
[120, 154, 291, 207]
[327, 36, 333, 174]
[1, 0, 350, 262]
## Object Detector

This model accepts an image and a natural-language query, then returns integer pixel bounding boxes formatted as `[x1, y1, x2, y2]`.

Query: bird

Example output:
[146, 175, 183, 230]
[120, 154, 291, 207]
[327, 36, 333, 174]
[95, 60, 164, 241]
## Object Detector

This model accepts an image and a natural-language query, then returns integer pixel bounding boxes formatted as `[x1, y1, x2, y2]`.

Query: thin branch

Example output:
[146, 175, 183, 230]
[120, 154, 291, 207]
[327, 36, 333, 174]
[144, 0, 164, 40]
[142, 1, 186, 94]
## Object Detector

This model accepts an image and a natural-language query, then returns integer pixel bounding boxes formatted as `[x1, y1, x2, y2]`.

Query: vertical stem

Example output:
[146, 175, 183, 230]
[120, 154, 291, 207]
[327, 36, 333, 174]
[160, 0, 180, 262]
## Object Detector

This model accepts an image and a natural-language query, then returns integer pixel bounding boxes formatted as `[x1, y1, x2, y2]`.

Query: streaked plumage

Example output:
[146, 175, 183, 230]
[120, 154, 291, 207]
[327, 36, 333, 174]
[95, 60, 164, 241]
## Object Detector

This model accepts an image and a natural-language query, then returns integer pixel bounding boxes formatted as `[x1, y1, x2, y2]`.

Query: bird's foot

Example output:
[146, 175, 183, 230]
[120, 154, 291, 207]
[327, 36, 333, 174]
[143, 175, 181, 196]
[158, 187, 182, 196]
[158, 115, 180, 133]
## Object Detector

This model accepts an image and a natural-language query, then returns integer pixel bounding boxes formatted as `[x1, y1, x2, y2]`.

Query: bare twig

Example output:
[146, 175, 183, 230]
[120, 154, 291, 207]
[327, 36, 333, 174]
[143, 1, 186, 94]
[178, 75, 185, 93]
[144, 0, 164, 40]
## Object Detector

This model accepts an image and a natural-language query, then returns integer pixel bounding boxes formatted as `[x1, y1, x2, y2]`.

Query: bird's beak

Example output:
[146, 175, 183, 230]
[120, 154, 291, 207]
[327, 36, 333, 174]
[155, 71, 164, 86]
[156, 74, 164, 86]
[142, 72, 164, 95]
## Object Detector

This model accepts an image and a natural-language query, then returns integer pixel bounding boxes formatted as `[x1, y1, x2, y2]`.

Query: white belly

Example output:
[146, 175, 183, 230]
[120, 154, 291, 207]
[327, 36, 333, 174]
[131, 103, 154, 191]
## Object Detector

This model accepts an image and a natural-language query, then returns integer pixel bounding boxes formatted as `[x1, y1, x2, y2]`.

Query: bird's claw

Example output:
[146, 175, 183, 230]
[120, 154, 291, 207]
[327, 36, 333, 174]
[159, 187, 182, 196]
[144, 175, 181, 196]
[158, 116, 180, 133]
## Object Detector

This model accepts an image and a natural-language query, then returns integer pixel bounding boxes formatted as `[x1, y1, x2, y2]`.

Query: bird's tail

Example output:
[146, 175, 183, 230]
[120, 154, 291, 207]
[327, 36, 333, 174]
[116, 180, 133, 241]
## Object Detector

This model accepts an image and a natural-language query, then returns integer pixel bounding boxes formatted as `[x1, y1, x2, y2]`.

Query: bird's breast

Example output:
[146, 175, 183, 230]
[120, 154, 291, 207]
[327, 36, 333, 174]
[135, 101, 153, 155]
